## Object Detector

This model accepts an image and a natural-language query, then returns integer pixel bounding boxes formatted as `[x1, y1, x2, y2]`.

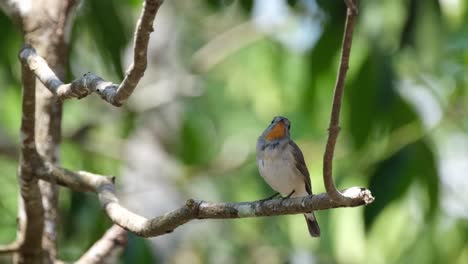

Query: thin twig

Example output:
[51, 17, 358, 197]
[113, 0, 163, 105]
[35, 163, 374, 238]
[17, 0, 164, 107]
[323, 0, 362, 204]
[76, 225, 127, 264]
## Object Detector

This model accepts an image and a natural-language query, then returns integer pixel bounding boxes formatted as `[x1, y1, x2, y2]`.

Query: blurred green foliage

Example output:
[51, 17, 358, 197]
[1, 0, 468, 263]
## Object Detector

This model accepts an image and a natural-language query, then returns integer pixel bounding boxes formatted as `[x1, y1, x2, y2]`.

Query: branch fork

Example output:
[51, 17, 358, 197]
[1, 0, 374, 262]
[18, 0, 164, 107]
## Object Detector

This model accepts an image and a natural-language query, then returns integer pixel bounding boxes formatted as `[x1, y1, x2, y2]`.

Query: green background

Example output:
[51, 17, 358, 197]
[0, 0, 467, 263]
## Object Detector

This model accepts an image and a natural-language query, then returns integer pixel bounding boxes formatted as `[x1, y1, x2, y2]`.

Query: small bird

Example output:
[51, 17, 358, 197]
[256, 116, 320, 237]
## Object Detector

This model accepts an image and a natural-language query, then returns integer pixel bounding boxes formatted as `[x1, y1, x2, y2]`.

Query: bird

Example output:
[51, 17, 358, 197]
[256, 116, 320, 237]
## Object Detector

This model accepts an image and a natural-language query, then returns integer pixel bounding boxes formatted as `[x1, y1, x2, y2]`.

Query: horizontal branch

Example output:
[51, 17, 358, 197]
[17, 0, 164, 107]
[36, 163, 374, 238]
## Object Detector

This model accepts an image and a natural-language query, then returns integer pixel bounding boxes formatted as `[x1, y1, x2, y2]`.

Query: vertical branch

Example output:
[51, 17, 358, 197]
[113, 0, 164, 105]
[14, 46, 45, 264]
[21, 0, 78, 261]
[323, 1, 358, 204]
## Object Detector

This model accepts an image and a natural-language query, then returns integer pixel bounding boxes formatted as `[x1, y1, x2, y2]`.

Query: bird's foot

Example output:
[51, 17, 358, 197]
[259, 192, 280, 202]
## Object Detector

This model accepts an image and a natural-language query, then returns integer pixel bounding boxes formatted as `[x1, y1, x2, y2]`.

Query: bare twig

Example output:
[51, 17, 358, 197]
[113, 0, 163, 105]
[35, 163, 373, 238]
[17, 0, 164, 107]
[323, 0, 365, 205]
[76, 225, 127, 264]
[344, 0, 358, 15]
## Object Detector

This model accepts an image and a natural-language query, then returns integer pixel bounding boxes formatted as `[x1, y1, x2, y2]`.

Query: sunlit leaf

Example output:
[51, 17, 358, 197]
[365, 140, 439, 229]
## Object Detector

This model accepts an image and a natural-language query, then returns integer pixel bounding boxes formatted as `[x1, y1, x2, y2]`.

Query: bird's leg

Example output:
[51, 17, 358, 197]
[259, 192, 280, 202]
[282, 190, 295, 199]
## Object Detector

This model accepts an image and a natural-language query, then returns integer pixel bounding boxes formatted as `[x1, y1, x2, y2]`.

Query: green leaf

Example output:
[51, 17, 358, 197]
[0, 11, 21, 85]
[123, 234, 155, 263]
[175, 101, 219, 166]
[205, 0, 236, 9]
[299, 0, 346, 126]
[72, 0, 132, 79]
[347, 52, 396, 149]
[364, 140, 439, 229]
[409, 140, 439, 219]
[238, 0, 254, 13]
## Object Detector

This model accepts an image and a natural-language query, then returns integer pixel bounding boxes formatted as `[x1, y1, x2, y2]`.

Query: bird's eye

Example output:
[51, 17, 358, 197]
[287, 124, 291, 130]
[271, 119, 275, 124]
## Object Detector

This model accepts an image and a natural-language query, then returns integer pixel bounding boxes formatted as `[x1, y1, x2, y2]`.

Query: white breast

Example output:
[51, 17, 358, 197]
[257, 145, 307, 197]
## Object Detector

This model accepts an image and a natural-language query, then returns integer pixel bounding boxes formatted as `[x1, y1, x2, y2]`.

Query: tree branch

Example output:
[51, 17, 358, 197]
[15, 47, 45, 263]
[112, 0, 163, 105]
[76, 225, 127, 264]
[323, 0, 363, 205]
[17, 0, 164, 107]
[25, 1, 79, 260]
[35, 163, 373, 238]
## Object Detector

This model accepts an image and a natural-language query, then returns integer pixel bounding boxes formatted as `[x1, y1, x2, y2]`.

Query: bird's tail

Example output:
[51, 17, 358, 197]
[304, 212, 320, 237]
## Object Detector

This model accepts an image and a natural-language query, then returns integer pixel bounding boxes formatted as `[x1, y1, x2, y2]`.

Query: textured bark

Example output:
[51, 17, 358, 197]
[15, 46, 44, 264]
[35, 163, 374, 238]
[323, 0, 360, 205]
[7, 0, 77, 262]
[17, 0, 164, 107]
[25, 3, 71, 262]
[1, 0, 375, 261]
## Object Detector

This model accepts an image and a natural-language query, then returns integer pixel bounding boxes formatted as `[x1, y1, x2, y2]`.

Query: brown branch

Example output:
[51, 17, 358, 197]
[76, 225, 127, 264]
[36, 163, 374, 238]
[28, 0, 78, 260]
[323, 0, 363, 205]
[15, 47, 45, 263]
[344, 0, 359, 15]
[17, 0, 164, 107]
[112, 0, 163, 105]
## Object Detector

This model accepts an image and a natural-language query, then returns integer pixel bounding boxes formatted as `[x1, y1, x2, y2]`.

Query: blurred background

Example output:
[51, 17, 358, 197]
[1, 0, 467, 263]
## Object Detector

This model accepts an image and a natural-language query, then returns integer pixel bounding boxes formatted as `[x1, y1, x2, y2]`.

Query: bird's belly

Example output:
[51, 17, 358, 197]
[257, 159, 304, 196]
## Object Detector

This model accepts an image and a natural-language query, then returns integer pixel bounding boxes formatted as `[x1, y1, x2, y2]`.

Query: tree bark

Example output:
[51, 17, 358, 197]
[12, 0, 76, 262]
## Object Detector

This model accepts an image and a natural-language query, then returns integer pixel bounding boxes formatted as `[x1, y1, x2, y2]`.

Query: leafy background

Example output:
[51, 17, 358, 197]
[0, 0, 467, 263]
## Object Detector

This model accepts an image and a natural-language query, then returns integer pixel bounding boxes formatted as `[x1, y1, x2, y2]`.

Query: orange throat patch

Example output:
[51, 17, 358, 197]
[264, 122, 286, 140]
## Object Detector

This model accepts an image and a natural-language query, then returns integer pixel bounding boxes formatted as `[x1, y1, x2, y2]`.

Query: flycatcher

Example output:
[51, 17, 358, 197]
[256, 116, 320, 237]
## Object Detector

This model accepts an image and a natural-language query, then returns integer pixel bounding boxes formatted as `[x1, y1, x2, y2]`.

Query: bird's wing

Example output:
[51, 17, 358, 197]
[289, 140, 312, 195]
